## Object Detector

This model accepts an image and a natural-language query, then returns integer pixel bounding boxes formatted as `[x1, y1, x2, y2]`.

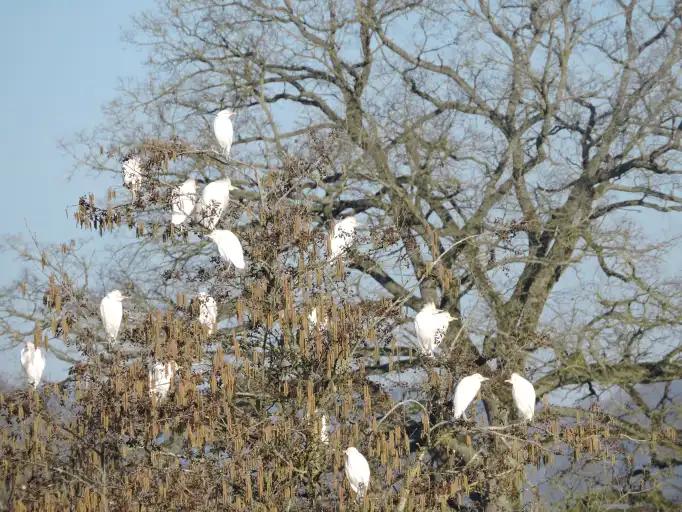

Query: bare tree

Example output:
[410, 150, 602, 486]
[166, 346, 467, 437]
[1, 0, 681, 510]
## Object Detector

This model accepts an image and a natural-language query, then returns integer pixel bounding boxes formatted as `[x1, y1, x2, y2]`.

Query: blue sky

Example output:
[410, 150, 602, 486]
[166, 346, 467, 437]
[0, 1, 150, 281]
[2, 2, 679, 289]
[1, 2, 680, 387]
[0, 1, 151, 383]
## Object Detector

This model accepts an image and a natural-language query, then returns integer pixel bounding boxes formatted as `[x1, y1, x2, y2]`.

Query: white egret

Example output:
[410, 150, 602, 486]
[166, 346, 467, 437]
[505, 372, 536, 421]
[149, 361, 178, 400]
[308, 307, 328, 331]
[122, 156, 143, 194]
[207, 230, 245, 269]
[194, 179, 237, 230]
[453, 373, 489, 420]
[329, 216, 358, 260]
[308, 408, 331, 444]
[414, 302, 456, 356]
[100, 290, 125, 341]
[213, 109, 234, 158]
[319, 414, 330, 445]
[344, 447, 370, 498]
[20, 342, 46, 388]
[197, 292, 218, 334]
[171, 178, 197, 225]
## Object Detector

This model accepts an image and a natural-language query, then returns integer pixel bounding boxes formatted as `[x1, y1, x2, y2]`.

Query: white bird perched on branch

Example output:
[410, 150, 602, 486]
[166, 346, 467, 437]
[319, 414, 330, 445]
[414, 302, 456, 356]
[207, 230, 245, 269]
[453, 373, 489, 420]
[213, 109, 234, 158]
[344, 447, 370, 499]
[194, 178, 237, 230]
[329, 216, 358, 260]
[122, 156, 143, 195]
[149, 361, 178, 400]
[308, 307, 328, 331]
[197, 292, 217, 334]
[505, 372, 536, 421]
[20, 342, 46, 388]
[171, 178, 197, 225]
[100, 290, 125, 341]
[308, 408, 331, 444]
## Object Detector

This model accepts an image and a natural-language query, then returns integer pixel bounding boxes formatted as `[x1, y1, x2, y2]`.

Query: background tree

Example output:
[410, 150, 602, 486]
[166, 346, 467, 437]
[1, 0, 681, 510]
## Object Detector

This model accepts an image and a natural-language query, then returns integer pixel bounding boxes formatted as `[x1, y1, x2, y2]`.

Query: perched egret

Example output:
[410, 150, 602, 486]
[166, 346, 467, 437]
[308, 408, 331, 444]
[505, 372, 536, 421]
[171, 178, 197, 225]
[100, 290, 125, 341]
[197, 292, 217, 334]
[20, 342, 46, 388]
[207, 230, 245, 269]
[319, 414, 330, 445]
[194, 179, 237, 230]
[344, 447, 370, 498]
[308, 307, 328, 331]
[453, 373, 489, 420]
[329, 216, 358, 260]
[149, 361, 178, 400]
[122, 156, 143, 194]
[414, 302, 456, 356]
[213, 109, 234, 158]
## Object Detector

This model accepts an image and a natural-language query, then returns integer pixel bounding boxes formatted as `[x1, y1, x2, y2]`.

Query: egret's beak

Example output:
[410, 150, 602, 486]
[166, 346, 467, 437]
[481, 377, 490, 381]
[504, 379, 512, 384]
[229, 184, 238, 191]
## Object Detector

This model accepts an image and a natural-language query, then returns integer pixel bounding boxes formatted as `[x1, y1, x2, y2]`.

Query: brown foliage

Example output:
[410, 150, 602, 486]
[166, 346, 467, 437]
[1, 1, 682, 510]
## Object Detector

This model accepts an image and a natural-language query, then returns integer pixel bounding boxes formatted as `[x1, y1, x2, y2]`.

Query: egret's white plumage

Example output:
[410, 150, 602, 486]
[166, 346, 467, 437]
[100, 290, 125, 341]
[308, 307, 328, 331]
[414, 302, 456, 356]
[122, 157, 143, 194]
[308, 308, 318, 326]
[344, 447, 370, 498]
[207, 230, 245, 269]
[171, 178, 197, 225]
[319, 414, 330, 445]
[506, 372, 536, 421]
[329, 216, 359, 260]
[453, 373, 489, 420]
[213, 109, 234, 158]
[149, 361, 178, 400]
[20, 342, 46, 388]
[197, 292, 217, 334]
[194, 179, 237, 230]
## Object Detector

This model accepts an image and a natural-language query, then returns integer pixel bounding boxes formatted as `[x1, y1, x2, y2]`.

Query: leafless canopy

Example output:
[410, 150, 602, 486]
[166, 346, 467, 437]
[1, 0, 681, 510]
